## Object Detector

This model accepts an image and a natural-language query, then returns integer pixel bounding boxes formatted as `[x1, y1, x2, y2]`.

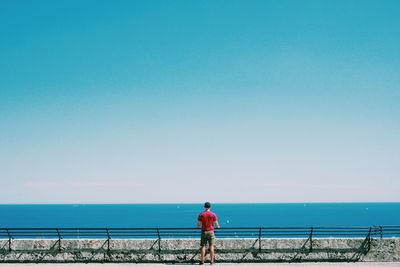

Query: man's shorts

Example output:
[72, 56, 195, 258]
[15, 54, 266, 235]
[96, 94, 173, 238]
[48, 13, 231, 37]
[200, 231, 215, 247]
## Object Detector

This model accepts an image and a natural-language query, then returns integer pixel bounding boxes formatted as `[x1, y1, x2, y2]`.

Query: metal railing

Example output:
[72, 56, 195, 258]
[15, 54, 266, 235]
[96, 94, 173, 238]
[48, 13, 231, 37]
[0, 226, 399, 239]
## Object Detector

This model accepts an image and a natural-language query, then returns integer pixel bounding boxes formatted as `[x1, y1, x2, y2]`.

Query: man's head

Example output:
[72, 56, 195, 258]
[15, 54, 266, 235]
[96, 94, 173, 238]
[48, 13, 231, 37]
[204, 202, 211, 209]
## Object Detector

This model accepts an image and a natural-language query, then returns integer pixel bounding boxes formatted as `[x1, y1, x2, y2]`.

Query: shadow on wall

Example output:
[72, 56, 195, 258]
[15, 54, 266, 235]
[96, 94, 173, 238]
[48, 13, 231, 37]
[0, 237, 398, 263]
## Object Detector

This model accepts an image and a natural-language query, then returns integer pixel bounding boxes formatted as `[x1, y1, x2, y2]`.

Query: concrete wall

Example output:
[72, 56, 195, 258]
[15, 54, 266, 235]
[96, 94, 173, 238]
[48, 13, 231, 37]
[0, 238, 399, 263]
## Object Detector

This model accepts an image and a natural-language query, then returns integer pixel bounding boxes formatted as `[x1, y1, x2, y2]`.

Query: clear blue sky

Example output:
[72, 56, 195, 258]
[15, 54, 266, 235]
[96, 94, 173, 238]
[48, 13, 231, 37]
[1, 0, 399, 203]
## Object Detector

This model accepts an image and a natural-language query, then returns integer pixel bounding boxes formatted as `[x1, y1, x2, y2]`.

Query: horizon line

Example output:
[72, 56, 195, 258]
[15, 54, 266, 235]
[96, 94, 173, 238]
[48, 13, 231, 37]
[1, 201, 399, 205]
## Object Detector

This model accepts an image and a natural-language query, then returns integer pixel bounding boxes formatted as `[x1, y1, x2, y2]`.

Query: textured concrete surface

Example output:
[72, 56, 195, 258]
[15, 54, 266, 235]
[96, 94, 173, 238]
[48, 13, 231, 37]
[0, 263, 399, 266]
[0, 238, 399, 263]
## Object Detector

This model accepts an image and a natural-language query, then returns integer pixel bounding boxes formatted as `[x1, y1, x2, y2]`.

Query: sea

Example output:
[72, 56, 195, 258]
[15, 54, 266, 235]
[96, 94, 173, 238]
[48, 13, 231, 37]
[1, 202, 399, 228]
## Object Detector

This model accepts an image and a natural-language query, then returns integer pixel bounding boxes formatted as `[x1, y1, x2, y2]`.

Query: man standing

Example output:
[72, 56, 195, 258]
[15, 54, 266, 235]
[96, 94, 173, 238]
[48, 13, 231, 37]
[197, 202, 220, 265]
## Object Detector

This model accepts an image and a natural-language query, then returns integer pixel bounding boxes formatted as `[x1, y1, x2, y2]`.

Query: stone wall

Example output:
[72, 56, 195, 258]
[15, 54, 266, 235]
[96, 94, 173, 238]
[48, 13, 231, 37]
[0, 238, 399, 263]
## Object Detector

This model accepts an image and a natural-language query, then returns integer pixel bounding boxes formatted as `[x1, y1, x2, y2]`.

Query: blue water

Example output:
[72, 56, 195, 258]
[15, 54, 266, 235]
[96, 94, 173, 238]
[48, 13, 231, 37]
[0, 203, 399, 228]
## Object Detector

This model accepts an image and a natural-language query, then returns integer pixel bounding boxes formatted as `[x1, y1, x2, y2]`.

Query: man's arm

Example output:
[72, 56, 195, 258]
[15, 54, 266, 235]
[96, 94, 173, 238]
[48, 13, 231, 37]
[197, 220, 202, 228]
[215, 220, 220, 228]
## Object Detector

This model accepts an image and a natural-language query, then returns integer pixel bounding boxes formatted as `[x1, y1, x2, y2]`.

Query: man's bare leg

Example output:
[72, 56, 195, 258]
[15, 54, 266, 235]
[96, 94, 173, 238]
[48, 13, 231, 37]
[200, 246, 206, 264]
[209, 245, 215, 264]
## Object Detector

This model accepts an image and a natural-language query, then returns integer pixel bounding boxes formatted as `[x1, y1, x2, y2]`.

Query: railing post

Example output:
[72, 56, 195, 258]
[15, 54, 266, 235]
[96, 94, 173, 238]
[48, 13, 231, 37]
[106, 228, 111, 252]
[365, 227, 372, 252]
[258, 227, 262, 252]
[309, 227, 313, 252]
[157, 228, 161, 252]
[380, 226, 383, 239]
[56, 228, 62, 252]
[6, 228, 12, 251]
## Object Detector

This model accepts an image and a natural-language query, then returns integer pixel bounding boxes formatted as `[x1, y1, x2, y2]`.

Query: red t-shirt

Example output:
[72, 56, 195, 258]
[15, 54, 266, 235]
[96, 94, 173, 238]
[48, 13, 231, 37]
[198, 210, 217, 231]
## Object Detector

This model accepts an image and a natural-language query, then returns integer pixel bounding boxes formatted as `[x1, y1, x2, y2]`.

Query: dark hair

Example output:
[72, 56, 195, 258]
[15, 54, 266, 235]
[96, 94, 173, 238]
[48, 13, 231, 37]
[204, 202, 211, 208]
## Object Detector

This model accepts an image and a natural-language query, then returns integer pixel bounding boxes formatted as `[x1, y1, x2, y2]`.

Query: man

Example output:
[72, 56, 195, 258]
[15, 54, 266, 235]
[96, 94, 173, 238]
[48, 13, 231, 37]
[197, 202, 220, 265]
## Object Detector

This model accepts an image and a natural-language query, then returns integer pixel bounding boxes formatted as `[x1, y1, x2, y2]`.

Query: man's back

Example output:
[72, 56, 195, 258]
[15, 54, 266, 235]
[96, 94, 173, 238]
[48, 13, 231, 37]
[198, 210, 217, 231]
[197, 202, 220, 265]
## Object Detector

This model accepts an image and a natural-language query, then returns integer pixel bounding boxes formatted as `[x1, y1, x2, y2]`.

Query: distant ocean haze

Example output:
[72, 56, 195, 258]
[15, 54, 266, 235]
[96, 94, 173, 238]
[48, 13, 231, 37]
[0, 203, 399, 228]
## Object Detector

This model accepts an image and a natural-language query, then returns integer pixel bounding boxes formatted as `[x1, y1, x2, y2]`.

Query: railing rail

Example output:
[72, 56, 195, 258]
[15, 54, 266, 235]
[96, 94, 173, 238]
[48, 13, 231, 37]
[0, 226, 399, 239]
